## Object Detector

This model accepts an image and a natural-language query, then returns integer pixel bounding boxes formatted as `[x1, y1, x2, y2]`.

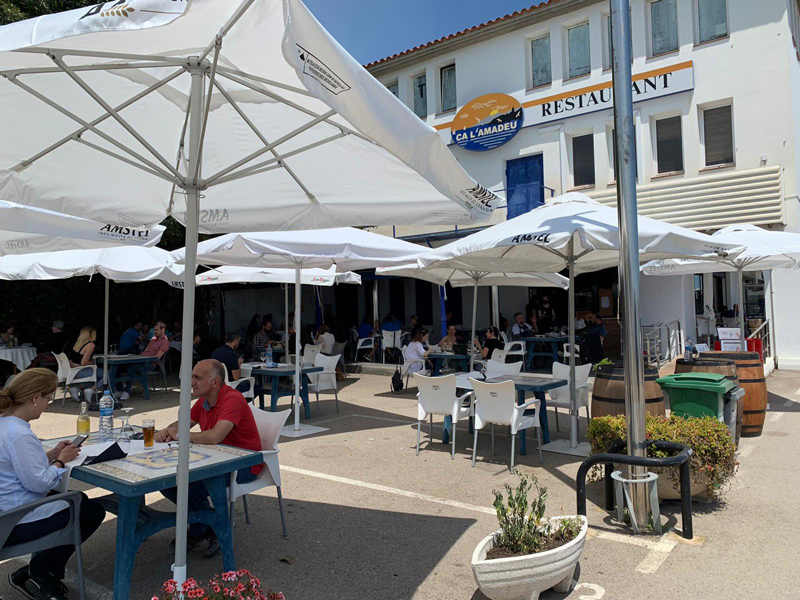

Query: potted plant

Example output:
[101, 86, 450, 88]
[587, 414, 738, 501]
[471, 471, 588, 600]
[151, 570, 283, 600]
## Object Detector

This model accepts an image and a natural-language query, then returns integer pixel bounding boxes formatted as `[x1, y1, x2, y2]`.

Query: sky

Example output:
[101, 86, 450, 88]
[304, 0, 546, 65]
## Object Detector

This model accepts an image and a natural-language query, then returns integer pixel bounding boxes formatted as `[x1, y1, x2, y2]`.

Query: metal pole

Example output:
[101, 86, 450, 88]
[768, 271, 778, 368]
[470, 281, 478, 371]
[373, 280, 380, 362]
[103, 277, 109, 390]
[491, 286, 500, 328]
[611, 0, 649, 529]
[285, 283, 289, 352]
[294, 265, 302, 431]
[173, 58, 204, 586]
[568, 242, 578, 447]
[737, 266, 746, 345]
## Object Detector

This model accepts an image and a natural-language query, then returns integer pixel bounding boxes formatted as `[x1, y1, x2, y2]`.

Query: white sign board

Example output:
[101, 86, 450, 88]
[720, 340, 744, 352]
[718, 327, 742, 340]
[695, 343, 710, 353]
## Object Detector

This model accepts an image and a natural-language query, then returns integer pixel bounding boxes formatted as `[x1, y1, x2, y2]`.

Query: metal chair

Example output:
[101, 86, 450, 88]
[307, 353, 340, 417]
[0, 491, 87, 600]
[331, 341, 348, 379]
[147, 358, 169, 393]
[228, 407, 291, 540]
[52, 353, 96, 407]
[413, 373, 473, 459]
[548, 362, 592, 432]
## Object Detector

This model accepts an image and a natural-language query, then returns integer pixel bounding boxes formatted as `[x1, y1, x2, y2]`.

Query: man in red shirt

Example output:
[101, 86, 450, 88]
[155, 359, 263, 556]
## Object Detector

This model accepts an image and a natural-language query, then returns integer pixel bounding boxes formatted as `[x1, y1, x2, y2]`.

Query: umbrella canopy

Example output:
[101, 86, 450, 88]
[414, 192, 745, 455]
[0, 200, 165, 255]
[643, 223, 800, 340]
[175, 227, 425, 271]
[196, 265, 360, 286]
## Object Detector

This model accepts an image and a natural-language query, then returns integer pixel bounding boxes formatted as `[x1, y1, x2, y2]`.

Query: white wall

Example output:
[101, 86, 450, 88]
[640, 274, 692, 357]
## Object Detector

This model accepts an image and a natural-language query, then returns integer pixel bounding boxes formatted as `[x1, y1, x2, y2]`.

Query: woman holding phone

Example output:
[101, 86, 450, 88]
[0, 368, 106, 600]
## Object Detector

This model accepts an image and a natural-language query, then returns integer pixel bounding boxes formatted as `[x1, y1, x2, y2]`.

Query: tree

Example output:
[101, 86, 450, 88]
[0, 1, 97, 26]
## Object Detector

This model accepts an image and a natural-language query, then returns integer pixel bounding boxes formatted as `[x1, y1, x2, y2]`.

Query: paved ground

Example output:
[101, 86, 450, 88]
[1, 367, 797, 600]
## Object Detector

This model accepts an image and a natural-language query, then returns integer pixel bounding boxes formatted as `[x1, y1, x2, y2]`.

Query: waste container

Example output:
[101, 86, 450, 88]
[656, 372, 742, 441]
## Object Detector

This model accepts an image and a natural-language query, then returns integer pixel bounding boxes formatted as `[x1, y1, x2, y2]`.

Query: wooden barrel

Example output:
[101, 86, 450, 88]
[700, 351, 766, 438]
[591, 363, 666, 418]
[674, 358, 742, 446]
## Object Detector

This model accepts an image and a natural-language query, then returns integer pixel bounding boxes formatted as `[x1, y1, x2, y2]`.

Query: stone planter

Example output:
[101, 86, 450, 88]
[471, 516, 588, 600]
[653, 467, 713, 502]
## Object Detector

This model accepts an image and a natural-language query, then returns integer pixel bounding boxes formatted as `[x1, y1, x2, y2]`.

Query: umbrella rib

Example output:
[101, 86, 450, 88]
[0, 62, 179, 77]
[168, 93, 193, 216]
[14, 47, 188, 64]
[74, 137, 175, 182]
[211, 79, 317, 201]
[3, 75, 181, 184]
[215, 65, 314, 98]
[49, 53, 183, 180]
[201, 0, 256, 61]
[192, 38, 222, 185]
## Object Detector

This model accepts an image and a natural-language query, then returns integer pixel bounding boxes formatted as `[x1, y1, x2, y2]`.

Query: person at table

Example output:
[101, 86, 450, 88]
[1, 321, 16, 345]
[474, 326, 505, 360]
[154, 359, 263, 557]
[252, 319, 275, 360]
[141, 322, 169, 367]
[527, 311, 540, 335]
[580, 314, 607, 364]
[511, 313, 532, 340]
[282, 325, 297, 361]
[147, 322, 170, 342]
[381, 314, 403, 362]
[405, 328, 433, 373]
[245, 313, 261, 342]
[211, 332, 263, 398]
[499, 315, 510, 340]
[0, 368, 106, 600]
[439, 324, 458, 351]
[67, 326, 98, 404]
[537, 296, 557, 332]
[44, 321, 68, 355]
[315, 324, 336, 355]
[355, 318, 376, 362]
[119, 320, 144, 354]
[170, 321, 183, 342]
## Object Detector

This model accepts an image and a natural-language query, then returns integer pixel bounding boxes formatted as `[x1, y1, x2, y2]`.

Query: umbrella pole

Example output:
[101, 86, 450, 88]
[285, 283, 289, 351]
[738, 266, 746, 345]
[470, 282, 478, 371]
[568, 244, 577, 448]
[104, 277, 109, 391]
[294, 265, 302, 431]
[173, 62, 204, 587]
[611, 0, 649, 530]
[491, 286, 499, 329]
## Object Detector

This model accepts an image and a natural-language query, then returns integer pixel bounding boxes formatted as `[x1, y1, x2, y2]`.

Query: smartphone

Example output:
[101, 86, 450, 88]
[71, 434, 89, 447]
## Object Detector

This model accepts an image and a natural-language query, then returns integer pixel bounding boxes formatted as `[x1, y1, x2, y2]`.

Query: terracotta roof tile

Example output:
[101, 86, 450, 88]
[364, 1, 559, 69]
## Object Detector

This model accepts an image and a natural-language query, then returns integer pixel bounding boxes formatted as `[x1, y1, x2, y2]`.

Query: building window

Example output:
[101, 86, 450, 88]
[572, 134, 595, 187]
[605, 13, 633, 68]
[386, 82, 398, 97]
[531, 35, 552, 87]
[567, 23, 591, 78]
[694, 275, 704, 315]
[655, 115, 683, 173]
[610, 127, 637, 181]
[440, 64, 457, 112]
[412, 74, 427, 119]
[650, 0, 678, 55]
[702, 104, 734, 166]
[698, 0, 727, 43]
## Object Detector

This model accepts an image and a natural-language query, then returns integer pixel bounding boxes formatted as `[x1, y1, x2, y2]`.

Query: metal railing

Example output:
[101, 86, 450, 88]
[641, 320, 683, 367]
[750, 318, 772, 360]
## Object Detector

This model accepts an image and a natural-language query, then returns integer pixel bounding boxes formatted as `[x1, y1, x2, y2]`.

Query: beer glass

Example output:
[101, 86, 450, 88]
[142, 419, 155, 448]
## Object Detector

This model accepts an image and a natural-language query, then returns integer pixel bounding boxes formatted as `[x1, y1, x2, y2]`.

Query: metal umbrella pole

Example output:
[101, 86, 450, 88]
[294, 264, 302, 431]
[469, 280, 478, 371]
[611, 0, 649, 530]
[103, 277, 110, 391]
[737, 265, 746, 345]
[285, 282, 289, 354]
[491, 286, 500, 329]
[568, 240, 578, 447]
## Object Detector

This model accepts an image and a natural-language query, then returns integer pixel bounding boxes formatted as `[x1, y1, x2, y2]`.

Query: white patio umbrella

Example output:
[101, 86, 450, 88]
[377, 263, 568, 370]
[174, 227, 424, 432]
[0, 200, 165, 255]
[643, 223, 800, 343]
[0, 0, 501, 581]
[415, 193, 745, 456]
[196, 265, 361, 347]
[0, 246, 184, 388]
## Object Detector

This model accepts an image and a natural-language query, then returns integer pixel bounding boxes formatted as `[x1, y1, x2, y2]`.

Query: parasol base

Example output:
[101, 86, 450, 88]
[541, 439, 591, 457]
[280, 424, 329, 438]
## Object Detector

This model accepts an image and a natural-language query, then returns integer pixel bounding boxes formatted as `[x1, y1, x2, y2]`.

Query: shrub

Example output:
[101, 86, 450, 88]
[586, 414, 738, 498]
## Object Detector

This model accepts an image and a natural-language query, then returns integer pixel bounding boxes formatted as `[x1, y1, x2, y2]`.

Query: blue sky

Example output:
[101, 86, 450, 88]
[304, 0, 546, 65]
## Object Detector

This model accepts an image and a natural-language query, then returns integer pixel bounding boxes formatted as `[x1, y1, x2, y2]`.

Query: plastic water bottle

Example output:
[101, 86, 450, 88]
[684, 338, 694, 362]
[266, 345, 273, 367]
[99, 390, 114, 441]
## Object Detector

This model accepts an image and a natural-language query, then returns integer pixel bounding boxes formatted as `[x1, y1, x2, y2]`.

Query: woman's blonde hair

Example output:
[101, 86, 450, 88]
[0, 368, 57, 411]
[73, 326, 97, 353]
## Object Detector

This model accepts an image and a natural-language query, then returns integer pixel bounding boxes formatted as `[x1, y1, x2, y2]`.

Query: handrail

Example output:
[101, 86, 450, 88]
[750, 318, 769, 339]
[576, 439, 694, 539]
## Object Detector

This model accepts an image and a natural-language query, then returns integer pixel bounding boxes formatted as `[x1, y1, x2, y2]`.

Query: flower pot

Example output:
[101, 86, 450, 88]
[471, 516, 588, 600]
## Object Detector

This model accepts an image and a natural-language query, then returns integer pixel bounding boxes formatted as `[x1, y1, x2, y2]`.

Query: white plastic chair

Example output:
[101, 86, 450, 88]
[355, 337, 374, 361]
[224, 368, 256, 402]
[307, 353, 340, 417]
[489, 347, 509, 364]
[470, 378, 543, 471]
[228, 407, 290, 539]
[485, 359, 522, 378]
[499, 331, 509, 344]
[398, 346, 429, 391]
[302, 343, 323, 367]
[558, 343, 582, 365]
[53, 353, 96, 407]
[548, 362, 592, 431]
[414, 373, 473, 460]
[504, 340, 527, 369]
[381, 330, 403, 363]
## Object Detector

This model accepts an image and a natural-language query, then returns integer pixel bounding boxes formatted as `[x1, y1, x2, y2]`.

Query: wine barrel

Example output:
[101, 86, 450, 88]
[700, 351, 766, 437]
[674, 358, 742, 446]
[591, 363, 666, 418]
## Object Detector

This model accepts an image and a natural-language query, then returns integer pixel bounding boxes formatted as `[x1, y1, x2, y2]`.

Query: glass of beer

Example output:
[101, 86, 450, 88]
[142, 419, 155, 448]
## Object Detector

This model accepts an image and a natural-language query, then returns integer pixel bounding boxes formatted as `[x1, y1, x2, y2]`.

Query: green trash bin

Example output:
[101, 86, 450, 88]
[655, 372, 735, 420]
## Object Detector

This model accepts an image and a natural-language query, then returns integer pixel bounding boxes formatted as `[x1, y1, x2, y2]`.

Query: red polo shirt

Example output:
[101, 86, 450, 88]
[190, 384, 263, 475]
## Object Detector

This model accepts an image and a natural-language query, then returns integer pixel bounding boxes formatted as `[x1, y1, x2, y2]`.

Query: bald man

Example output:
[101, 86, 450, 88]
[156, 359, 262, 557]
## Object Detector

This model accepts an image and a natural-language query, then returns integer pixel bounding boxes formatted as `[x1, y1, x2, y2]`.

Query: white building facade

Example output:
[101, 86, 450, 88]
[367, 0, 800, 369]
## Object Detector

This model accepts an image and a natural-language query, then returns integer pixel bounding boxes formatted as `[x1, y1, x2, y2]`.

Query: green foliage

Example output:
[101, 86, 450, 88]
[587, 413, 739, 498]
[0, 0, 96, 25]
[492, 471, 580, 555]
[592, 357, 614, 371]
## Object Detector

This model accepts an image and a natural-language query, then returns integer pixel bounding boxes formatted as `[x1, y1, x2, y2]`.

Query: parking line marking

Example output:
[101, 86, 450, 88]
[738, 444, 754, 458]
[635, 537, 679, 574]
[769, 412, 785, 422]
[783, 399, 794, 407]
[794, 387, 800, 396]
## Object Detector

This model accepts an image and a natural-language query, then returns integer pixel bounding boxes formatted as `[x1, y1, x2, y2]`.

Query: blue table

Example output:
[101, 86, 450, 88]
[95, 355, 154, 399]
[249, 364, 323, 417]
[66, 441, 262, 600]
[521, 336, 568, 370]
[429, 353, 469, 376]
[446, 374, 567, 453]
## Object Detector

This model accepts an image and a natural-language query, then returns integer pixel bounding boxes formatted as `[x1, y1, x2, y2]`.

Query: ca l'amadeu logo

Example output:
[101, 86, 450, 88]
[451, 93, 524, 152]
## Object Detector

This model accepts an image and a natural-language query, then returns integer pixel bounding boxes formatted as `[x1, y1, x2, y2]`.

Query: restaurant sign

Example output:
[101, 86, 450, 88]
[451, 93, 524, 152]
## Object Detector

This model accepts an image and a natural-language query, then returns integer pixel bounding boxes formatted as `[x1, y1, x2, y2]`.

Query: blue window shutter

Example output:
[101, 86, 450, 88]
[505, 155, 544, 219]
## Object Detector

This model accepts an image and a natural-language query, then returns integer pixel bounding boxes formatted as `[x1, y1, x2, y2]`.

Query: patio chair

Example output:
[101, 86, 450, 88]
[414, 373, 473, 460]
[398, 346, 429, 391]
[53, 353, 96, 407]
[307, 353, 340, 417]
[354, 336, 375, 362]
[490, 347, 509, 364]
[485, 359, 522, 377]
[228, 407, 291, 540]
[470, 378, 543, 471]
[547, 362, 592, 432]
[302, 343, 324, 368]
[0, 491, 87, 600]
[224, 368, 256, 402]
[504, 340, 526, 369]
[558, 343, 582, 365]
[381, 330, 403, 364]
[147, 358, 169, 393]
[331, 341, 348, 379]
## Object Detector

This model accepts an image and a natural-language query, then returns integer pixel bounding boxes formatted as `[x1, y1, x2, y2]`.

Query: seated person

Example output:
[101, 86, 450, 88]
[405, 328, 433, 373]
[44, 321, 68, 355]
[580, 314, 607, 364]
[511, 312, 532, 340]
[261, 319, 281, 343]
[499, 316, 510, 340]
[122, 322, 169, 399]
[282, 326, 297, 362]
[474, 326, 505, 360]
[0, 368, 105, 600]
[154, 360, 263, 557]
[251, 320, 277, 360]
[1, 321, 16, 345]
[211, 332, 262, 399]
[171, 321, 183, 342]
[356, 318, 376, 361]
[439, 325, 458, 351]
[67, 326, 99, 404]
[381, 314, 403, 362]
[315, 324, 336, 355]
